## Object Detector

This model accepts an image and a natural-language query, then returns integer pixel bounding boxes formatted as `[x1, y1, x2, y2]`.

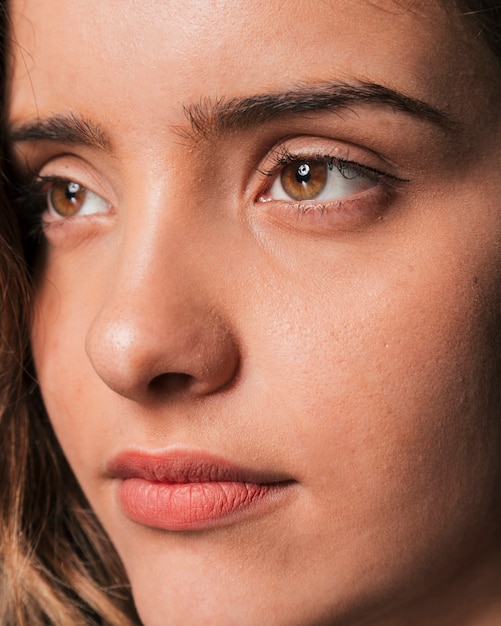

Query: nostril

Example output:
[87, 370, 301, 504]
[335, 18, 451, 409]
[86, 308, 240, 401]
[147, 372, 192, 395]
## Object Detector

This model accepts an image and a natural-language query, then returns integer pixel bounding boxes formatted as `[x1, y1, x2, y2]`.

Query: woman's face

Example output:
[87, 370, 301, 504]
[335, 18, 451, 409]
[8, 1, 501, 624]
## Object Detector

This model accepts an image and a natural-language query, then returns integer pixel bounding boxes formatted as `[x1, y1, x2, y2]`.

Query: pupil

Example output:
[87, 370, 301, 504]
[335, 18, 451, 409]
[66, 182, 80, 199]
[296, 163, 311, 184]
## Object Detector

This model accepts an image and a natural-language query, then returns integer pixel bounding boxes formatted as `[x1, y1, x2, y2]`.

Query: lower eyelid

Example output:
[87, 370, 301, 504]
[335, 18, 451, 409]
[256, 182, 394, 233]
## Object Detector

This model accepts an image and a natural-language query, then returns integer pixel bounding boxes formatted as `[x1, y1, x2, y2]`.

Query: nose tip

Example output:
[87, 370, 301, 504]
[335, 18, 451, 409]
[85, 311, 240, 401]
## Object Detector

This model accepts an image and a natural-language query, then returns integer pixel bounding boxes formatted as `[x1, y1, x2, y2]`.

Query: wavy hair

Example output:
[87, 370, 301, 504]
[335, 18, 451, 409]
[0, 1, 499, 624]
[0, 1, 139, 623]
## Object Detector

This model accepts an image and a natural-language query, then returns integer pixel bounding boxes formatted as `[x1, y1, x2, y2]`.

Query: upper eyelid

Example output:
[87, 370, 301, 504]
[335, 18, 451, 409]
[13, 140, 410, 207]
[40, 175, 112, 202]
[15, 174, 111, 219]
[9, 148, 120, 200]
[254, 135, 410, 178]
[257, 149, 409, 185]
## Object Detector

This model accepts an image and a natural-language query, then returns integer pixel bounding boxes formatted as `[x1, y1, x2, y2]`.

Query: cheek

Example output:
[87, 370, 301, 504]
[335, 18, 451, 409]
[250, 241, 501, 568]
[30, 264, 114, 477]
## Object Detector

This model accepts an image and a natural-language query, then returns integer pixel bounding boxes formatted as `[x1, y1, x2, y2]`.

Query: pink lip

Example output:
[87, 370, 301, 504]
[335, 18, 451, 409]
[107, 451, 294, 531]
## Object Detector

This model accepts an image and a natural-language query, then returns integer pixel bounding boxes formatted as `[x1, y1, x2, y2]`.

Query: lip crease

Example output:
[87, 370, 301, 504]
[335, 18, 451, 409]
[106, 450, 295, 531]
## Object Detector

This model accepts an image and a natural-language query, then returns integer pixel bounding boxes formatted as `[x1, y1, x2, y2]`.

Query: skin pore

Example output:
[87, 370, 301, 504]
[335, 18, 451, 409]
[7, 1, 501, 624]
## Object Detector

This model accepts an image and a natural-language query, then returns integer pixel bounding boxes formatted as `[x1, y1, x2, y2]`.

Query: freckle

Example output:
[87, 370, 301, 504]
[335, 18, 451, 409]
[472, 276, 479, 284]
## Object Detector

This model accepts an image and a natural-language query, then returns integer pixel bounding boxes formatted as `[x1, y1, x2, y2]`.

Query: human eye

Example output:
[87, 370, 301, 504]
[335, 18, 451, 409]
[34, 176, 111, 220]
[45, 178, 110, 219]
[255, 140, 408, 230]
[15, 173, 113, 240]
[267, 155, 375, 202]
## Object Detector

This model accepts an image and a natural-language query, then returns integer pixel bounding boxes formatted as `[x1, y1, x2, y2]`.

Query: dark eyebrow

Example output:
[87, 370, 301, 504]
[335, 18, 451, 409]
[183, 81, 455, 139]
[7, 111, 111, 151]
[7, 81, 454, 149]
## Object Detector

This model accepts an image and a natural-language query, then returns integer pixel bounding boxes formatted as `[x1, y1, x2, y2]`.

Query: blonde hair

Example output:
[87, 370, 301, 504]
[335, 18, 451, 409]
[0, 173, 138, 624]
[0, 2, 137, 621]
[0, 1, 500, 624]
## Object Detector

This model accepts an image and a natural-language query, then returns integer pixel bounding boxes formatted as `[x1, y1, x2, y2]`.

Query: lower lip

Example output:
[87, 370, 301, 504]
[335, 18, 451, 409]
[119, 478, 288, 531]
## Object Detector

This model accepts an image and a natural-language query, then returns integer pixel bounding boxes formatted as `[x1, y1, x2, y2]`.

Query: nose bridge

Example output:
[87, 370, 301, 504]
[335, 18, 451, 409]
[85, 182, 239, 401]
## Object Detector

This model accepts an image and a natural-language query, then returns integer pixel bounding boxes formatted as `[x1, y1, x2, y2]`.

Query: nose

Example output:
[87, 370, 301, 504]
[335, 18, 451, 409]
[85, 208, 239, 402]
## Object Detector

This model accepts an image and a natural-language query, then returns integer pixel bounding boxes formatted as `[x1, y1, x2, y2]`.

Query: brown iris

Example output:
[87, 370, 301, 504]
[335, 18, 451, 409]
[49, 181, 87, 217]
[280, 160, 328, 201]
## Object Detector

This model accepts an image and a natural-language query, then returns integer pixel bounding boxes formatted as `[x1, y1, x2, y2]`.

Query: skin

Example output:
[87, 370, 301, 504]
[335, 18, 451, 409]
[7, 0, 501, 624]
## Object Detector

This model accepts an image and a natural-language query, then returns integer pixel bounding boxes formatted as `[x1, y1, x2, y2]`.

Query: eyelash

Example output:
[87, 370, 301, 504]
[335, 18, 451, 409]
[16, 174, 113, 234]
[14, 147, 408, 239]
[15, 175, 57, 240]
[257, 145, 408, 212]
[259, 146, 394, 179]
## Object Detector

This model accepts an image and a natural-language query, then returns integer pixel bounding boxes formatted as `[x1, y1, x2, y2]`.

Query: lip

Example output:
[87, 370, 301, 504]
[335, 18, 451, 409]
[107, 450, 295, 531]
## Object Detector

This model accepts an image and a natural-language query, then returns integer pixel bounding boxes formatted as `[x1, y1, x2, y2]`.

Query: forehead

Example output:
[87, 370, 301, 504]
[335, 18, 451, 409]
[8, 0, 496, 131]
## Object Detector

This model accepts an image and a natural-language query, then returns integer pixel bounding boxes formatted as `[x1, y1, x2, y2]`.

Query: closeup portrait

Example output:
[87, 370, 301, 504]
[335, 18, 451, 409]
[1, 1, 501, 625]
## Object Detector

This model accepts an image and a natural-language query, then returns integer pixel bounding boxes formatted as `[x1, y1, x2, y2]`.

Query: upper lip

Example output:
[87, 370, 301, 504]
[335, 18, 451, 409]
[106, 450, 293, 484]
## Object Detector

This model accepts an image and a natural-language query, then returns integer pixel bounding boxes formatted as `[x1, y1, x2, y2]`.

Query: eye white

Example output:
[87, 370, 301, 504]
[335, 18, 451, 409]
[269, 162, 374, 202]
[47, 181, 111, 218]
